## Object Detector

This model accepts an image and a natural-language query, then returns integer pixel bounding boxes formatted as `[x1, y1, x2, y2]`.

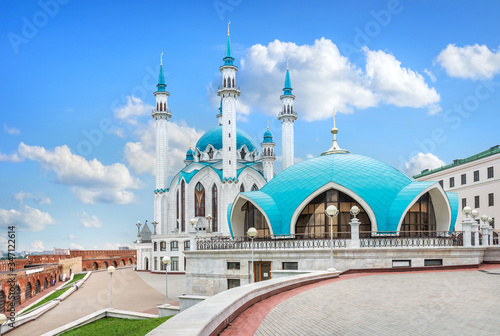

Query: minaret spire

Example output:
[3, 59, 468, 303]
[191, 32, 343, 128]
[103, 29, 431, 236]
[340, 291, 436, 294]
[321, 108, 349, 155]
[278, 60, 297, 170]
[261, 122, 276, 181]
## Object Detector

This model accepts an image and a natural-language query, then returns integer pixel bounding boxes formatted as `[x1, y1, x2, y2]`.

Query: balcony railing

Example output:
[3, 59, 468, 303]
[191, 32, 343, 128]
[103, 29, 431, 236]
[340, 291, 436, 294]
[278, 110, 298, 118]
[196, 231, 466, 250]
[217, 85, 241, 91]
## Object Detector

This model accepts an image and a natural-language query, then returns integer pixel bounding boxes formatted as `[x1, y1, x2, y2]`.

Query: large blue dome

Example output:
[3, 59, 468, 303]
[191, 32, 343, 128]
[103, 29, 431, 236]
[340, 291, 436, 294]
[195, 125, 256, 152]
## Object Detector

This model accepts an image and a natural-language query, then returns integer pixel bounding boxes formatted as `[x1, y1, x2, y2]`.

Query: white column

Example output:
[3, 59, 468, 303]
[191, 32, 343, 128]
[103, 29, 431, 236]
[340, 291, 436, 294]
[481, 224, 490, 246]
[471, 221, 480, 247]
[488, 227, 494, 246]
[281, 120, 294, 170]
[155, 118, 168, 190]
[349, 219, 360, 248]
[462, 219, 473, 247]
[222, 96, 237, 179]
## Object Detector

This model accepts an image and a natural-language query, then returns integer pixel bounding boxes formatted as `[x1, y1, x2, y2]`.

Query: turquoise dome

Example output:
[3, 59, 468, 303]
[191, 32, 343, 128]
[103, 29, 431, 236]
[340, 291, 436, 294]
[185, 148, 194, 161]
[230, 153, 458, 235]
[196, 125, 256, 152]
[263, 129, 273, 143]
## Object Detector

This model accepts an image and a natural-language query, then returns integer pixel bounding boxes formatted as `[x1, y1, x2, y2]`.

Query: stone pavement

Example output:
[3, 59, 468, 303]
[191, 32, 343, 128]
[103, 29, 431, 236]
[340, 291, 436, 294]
[8, 268, 165, 336]
[135, 271, 186, 303]
[253, 265, 500, 336]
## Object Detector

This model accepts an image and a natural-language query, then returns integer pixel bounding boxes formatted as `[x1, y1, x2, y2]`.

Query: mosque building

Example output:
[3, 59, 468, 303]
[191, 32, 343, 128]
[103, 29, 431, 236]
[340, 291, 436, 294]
[134, 28, 461, 276]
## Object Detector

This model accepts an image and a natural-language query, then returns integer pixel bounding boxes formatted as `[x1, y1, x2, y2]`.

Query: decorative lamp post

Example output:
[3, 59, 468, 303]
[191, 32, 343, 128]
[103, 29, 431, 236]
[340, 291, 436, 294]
[461, 207, 473, 247]
[152, 221, 158, 235]
[136, 221, 141, 237]
[0, 313, 6, 335]
[107, 266, 115, 309]
[488, 217, 494, 245]
[247, 227, 258, 283]
[206, 214, 213, 233]
[471, 209, 480, 246]
[349, 205, 361, 248]
[162, 256, 171, 305]
[480, 214, 490, 246]
[325, 205, 339, 271]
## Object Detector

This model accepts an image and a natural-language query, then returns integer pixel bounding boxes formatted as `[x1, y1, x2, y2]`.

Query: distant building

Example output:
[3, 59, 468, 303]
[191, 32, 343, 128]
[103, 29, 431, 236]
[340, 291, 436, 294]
[53, 248, 70, 255]
[414, 145, 499, 232]
[118, 246, 130, 250]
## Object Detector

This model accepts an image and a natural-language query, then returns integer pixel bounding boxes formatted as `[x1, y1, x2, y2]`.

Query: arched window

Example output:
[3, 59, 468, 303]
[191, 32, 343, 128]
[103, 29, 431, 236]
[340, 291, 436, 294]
[176, 190, 180, 230]
[0, 290, 5, 313]
[163, 102, 166, 111]
[232, 78, 235, 87]
[154, 242, 157, 251]
[242, 201, 270, 236]
[181, 180, 186, 232]
[400, 192, 436, 236]
[160, 241, 166, 251]
[240, 184, 245, 192]
[295, 189, 371, 238]
[195, 182, 205, 217]
[208, 147, 214, 159]
[223, 78, 226, 87]
[25, 282, 32, 300]
[157, 102, 159, 111]
[212, 184, 218, 232]
[240, 147, 246, 160]
[251, 184, 259, 191]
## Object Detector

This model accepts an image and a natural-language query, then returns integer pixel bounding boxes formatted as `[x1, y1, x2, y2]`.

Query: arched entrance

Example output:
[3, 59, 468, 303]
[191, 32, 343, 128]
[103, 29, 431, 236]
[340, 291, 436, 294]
[36, 280, 41, 294]
[102, 261, 109, 269]
[112, 260, 117, 268]
[144, 257, 149, 270]
[25, 282, 32, 300]
[400, 192, 436, 236]
[128, 258, 133, 265]
[295, 189, 371, 237]
[0, 290, 5, 313]
[120, 259, 125, 266]
[92, 262, 98, 270]
[44, 277, 48, 290]
[14, 285, 21, 306]
[50, 275, 54, 286]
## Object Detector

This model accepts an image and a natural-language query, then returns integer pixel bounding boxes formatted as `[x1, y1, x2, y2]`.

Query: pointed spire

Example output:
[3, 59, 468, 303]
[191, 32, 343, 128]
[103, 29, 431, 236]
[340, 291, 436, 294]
[223, 21, 234, 66]
[267, 120, 269, 130]
[156, 53, 166, 92]
[283, 59, 293, 95]
[263, 121, 273, 143]
[321, 108, 349, 155]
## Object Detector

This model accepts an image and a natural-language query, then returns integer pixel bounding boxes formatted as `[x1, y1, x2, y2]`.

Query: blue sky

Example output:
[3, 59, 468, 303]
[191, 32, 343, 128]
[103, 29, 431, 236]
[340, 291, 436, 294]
[1, 0, 499, 252]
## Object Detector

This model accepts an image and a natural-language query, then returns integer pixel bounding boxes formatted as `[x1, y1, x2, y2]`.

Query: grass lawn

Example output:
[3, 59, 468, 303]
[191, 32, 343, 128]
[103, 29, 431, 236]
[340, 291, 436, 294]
[20, 272, 87, 315]
[60, 316, 172, 336]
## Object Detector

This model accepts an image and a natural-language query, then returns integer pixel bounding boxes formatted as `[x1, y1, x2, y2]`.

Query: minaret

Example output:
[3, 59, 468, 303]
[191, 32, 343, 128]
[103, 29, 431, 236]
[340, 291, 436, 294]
[278, 59, 297, 171]
[152, 53, 172, 235]
[261, 122, 276, 181]
[217, 98, 223, 126]
[217, 21, 240, 180]
[321, 109, 349, 155]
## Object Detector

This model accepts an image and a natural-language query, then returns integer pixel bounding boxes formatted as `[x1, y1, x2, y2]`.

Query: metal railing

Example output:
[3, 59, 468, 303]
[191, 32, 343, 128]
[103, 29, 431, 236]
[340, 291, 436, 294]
[196, 232, 349, 251]
[359, 231, 464, 248]
[217, 85, 241, 91]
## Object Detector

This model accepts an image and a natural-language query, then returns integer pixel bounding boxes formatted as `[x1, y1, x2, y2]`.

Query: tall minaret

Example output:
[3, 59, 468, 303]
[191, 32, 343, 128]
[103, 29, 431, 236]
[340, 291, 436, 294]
[152, 53, 172, 235]
[217, 21, 240, 180]
[278, 59, 297, 171]
[261, 122, 276, 181]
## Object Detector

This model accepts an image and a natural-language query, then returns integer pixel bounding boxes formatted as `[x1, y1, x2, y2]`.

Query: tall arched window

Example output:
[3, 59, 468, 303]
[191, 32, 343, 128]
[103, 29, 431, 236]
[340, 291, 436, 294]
[232, 78, 235, 87]
[400, 192, 436, 236]
[212, 184, 218, 232]
[176, 190, 180, 230]
[208, 147, 214, 159]
[242, 201, 270, 237]
[240, 147, 246, 160]
[195, 182, 205, 217]
[251, 184, 259, 191]
[223, 78, 226, 87]
[295, 189, 371, 238]
[240, 184, 245, 192]
[181, 180, 186, 232]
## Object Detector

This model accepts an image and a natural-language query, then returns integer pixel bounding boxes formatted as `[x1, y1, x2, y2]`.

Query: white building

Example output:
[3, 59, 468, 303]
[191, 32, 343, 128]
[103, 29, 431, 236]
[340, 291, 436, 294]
[134, 28, 297, 273]
[414, 145, 499, 232]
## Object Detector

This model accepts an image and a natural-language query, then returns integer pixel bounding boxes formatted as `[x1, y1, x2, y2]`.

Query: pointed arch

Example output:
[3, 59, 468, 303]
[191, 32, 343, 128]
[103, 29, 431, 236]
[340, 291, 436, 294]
[195, 182, 205, 217]
[181, 179, 186, 232]
[223, 77, 226, 87]
[232, 77, 235, 87]
[251, 184, 259, 191]
[240, 184, 245, 192]
[212, 184, 218, 232]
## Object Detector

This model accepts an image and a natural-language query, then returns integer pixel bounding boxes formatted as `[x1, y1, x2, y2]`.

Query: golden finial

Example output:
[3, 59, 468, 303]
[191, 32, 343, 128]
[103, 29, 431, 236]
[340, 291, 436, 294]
[227, 20, 231, 36]
[287, 57, 289, 70]
[267, 121, 269, 130]
[161, 52, 163, 66]
[321, 107, 349, 155]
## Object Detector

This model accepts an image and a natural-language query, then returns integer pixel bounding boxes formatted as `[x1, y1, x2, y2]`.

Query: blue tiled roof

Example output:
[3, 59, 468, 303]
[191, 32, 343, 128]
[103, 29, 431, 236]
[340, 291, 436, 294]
[185, 148, 194, 161]
[195, 125, 256, 152]
[157, 64, 166, 92]
[231, 153, 458, 235]
[263, 129, 273, 143]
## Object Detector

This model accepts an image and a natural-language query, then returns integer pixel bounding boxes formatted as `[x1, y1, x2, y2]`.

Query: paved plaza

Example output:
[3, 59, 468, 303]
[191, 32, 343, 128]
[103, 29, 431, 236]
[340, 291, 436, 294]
[252, 266, 500, 336]
[136, 271, 186, 302]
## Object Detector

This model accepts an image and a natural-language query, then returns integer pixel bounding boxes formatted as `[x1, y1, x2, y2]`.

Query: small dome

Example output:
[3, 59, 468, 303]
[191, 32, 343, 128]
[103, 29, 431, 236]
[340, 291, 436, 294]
[185, 148, 194, 161]
[263, 129, 273, 143]
[195, 125, 256, 152]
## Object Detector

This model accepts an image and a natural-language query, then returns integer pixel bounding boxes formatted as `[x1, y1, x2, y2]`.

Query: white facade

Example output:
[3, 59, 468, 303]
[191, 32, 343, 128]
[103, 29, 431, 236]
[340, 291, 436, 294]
[415, 146, 500, 232]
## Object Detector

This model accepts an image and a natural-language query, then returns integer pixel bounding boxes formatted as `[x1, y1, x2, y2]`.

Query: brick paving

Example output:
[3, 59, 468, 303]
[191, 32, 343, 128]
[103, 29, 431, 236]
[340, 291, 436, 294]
[252, 265, 500, 336]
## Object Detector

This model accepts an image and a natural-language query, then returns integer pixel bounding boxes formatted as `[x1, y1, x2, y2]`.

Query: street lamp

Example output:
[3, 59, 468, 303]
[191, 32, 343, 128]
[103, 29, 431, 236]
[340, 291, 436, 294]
[471, 209, 479, 219]
[247, 227, 258, 283]
[0, 313, 6, 335]
[462, 206, 472, 218]
[350, 206, 360, 218]
[481, 214, 489, 224]
[107, 266, 115, 309]
[325, 205, 339, 270]
[162, 256, 171, 305]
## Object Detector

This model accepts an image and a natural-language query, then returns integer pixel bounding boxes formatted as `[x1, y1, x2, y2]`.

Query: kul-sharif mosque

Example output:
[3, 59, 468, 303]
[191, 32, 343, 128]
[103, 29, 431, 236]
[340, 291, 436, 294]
[134, 26, 459, 274]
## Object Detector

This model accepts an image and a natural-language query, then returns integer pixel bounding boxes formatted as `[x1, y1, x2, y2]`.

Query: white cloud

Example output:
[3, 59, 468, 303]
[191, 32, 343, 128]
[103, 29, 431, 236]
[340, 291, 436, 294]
[0, 205, 55, 232]
[436, 44, 500, 79]
[68, 234, 76, 240]
[80, 212, 102, 228]
[4, 124, 20, 135]
[404, 152, 445, 176]
[103, 242, 132, 250]
[219, 38, 439, 121]
[31, 240, 45, 251]
[424, 68, 437, 83]
[18, 142, 141, 204]
[0, 151, 24, 162]
[14, 191, 52, 205]
[123, 118, 204, 177]
[306, 154, 314, 159]
[0, 237, 7, 252]
[70, 243, 84, 250]
[114, 96, 154, 125]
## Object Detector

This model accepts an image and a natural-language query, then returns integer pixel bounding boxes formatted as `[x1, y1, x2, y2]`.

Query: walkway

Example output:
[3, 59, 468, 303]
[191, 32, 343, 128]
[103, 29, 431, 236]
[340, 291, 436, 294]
[225, 265, 500, 336]
[8, 268, 165, 336]
[135, 272, 186, 304]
